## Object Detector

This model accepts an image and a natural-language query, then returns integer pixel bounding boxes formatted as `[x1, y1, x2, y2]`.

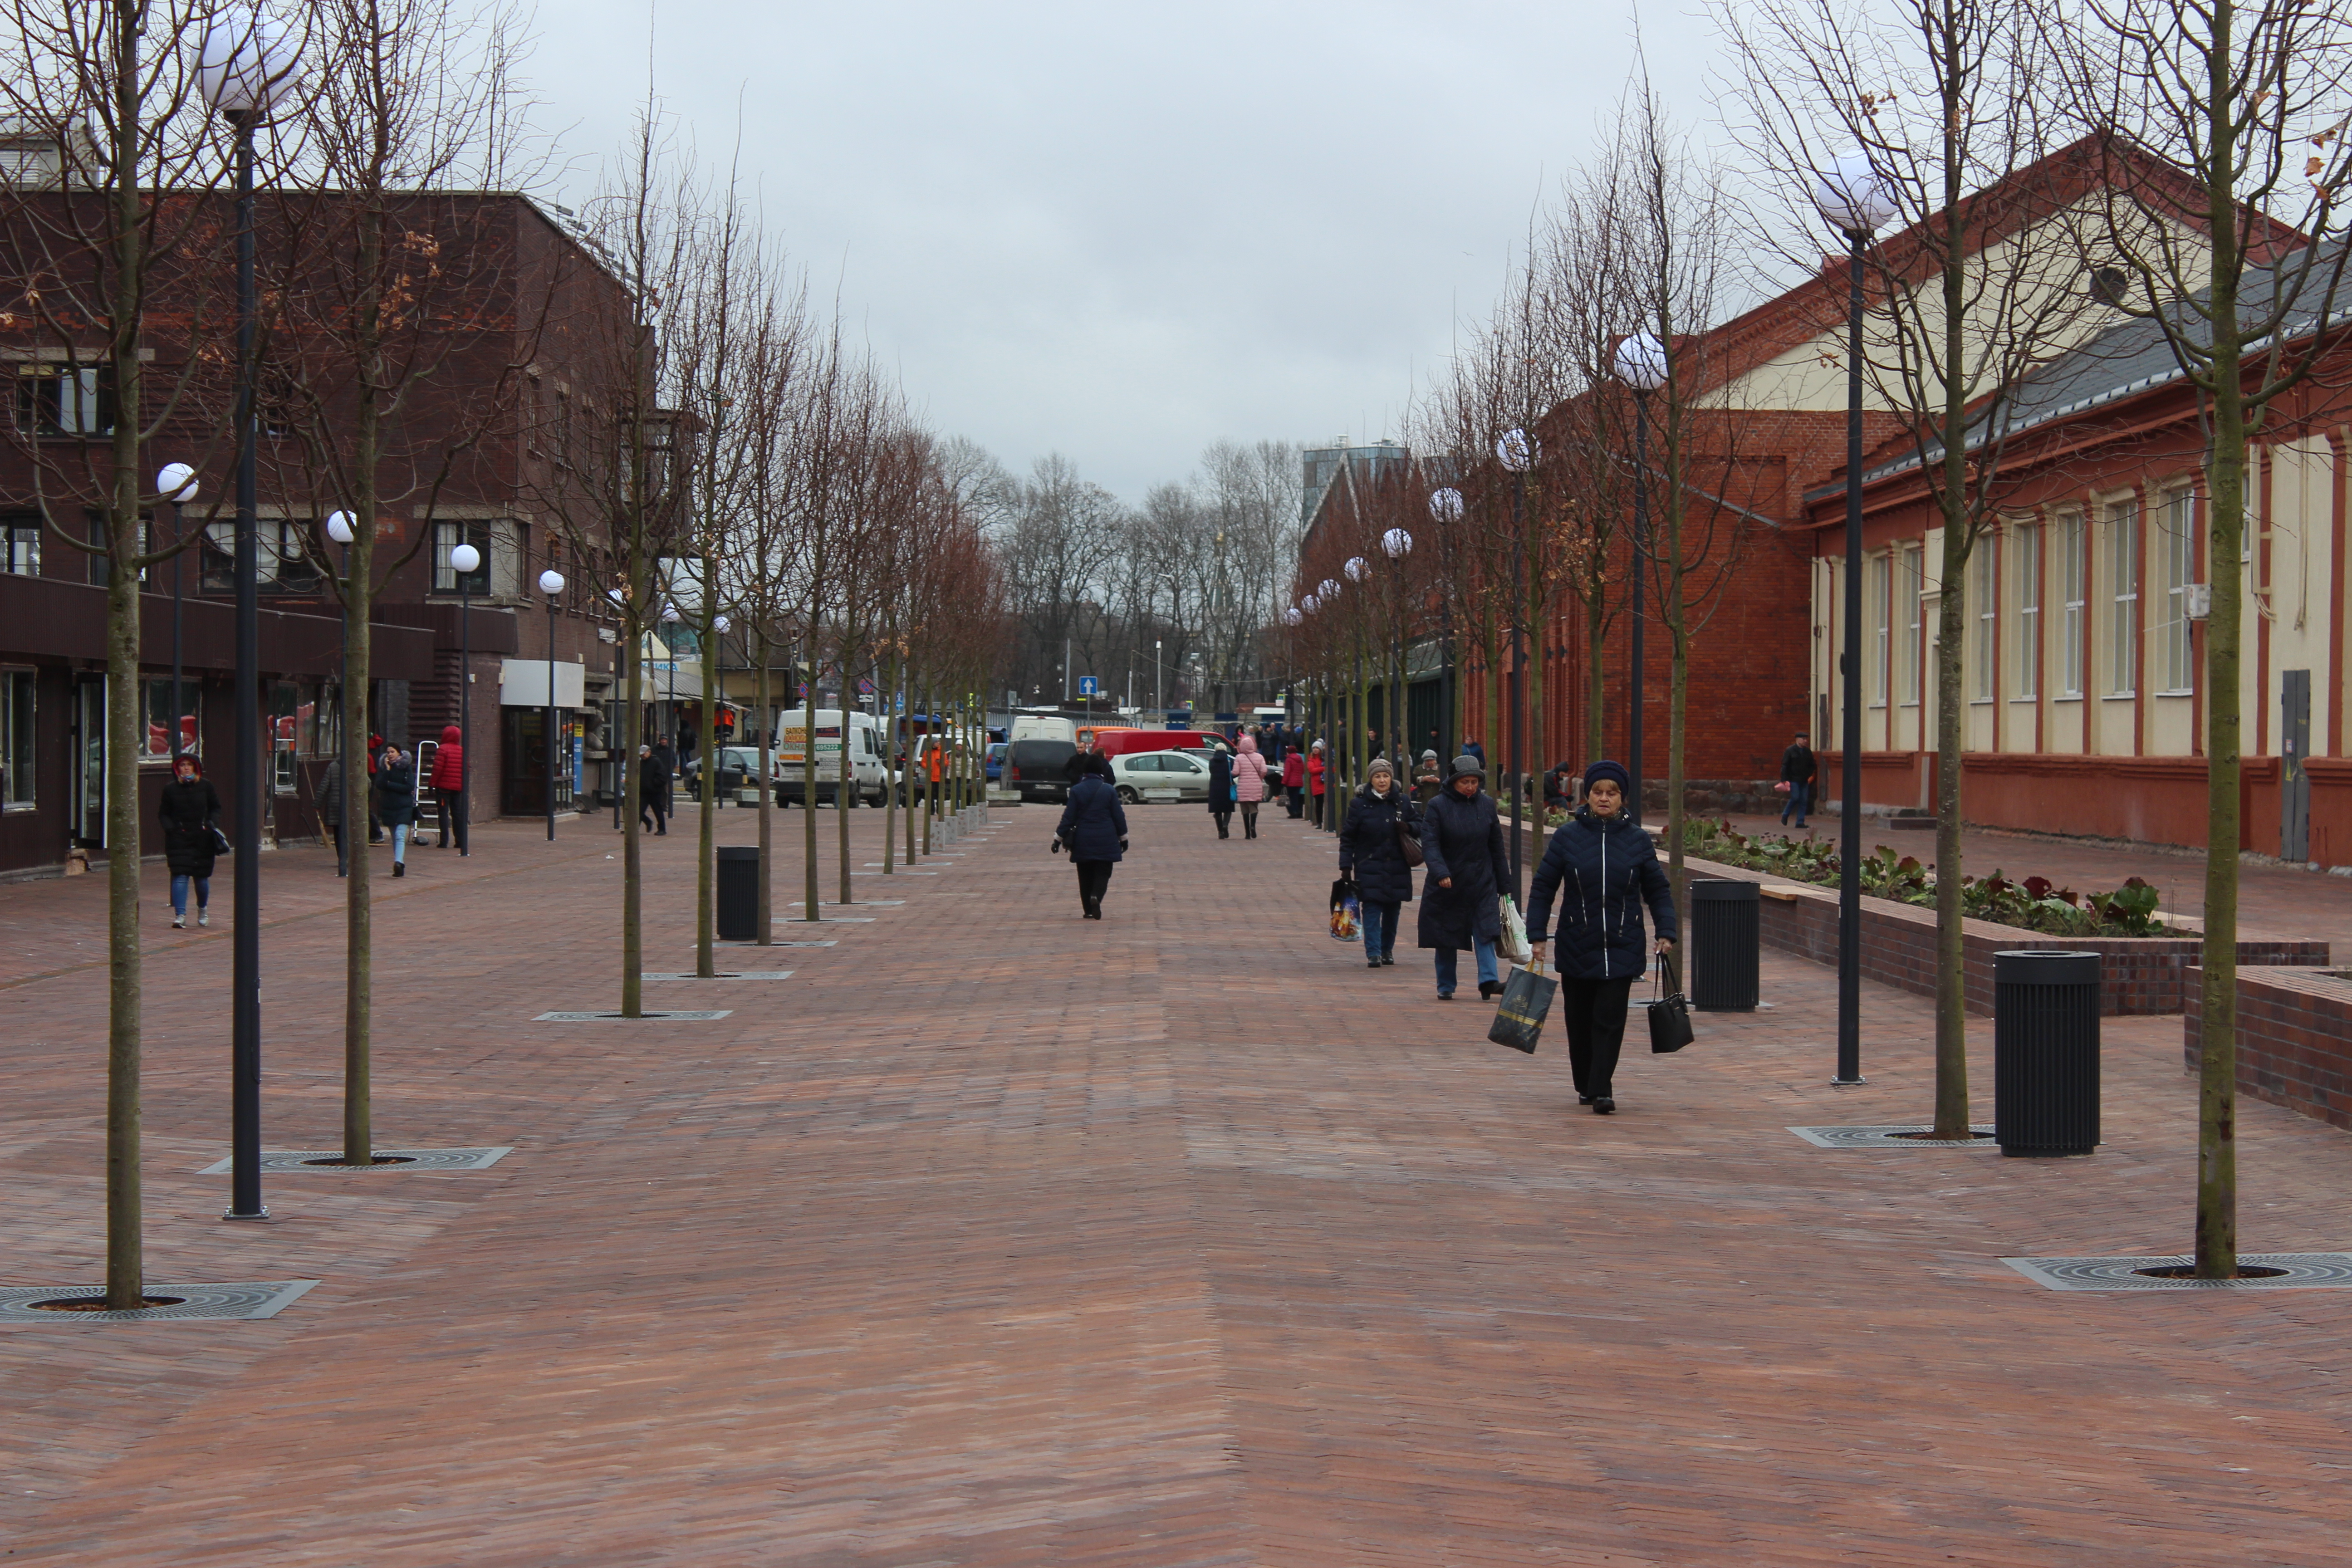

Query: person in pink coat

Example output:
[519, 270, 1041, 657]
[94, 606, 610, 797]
[1232, 732, 1271, 840]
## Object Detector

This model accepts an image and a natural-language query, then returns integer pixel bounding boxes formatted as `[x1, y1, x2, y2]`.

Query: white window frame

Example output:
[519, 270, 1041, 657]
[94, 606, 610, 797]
[2014, 521, 2040, 700]
[2060, 513, 2086, 698]
[0, 666, 33, 809]
[1898, 544, 1924, 706]
[1869, 552, 1890, 707]
[2107, 499, 2139, 696]
[1972, 539, 1997, 702]
[2157, 489, 2195, 694]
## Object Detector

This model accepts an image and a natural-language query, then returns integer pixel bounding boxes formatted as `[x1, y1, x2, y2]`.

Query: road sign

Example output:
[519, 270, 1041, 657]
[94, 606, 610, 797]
[1077, 676, 1100, 696]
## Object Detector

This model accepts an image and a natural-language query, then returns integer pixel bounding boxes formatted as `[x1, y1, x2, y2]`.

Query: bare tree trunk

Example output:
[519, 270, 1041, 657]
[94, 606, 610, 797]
[620, 622, 644, 1014]
[802, 626, 820, 921]
[696, 591, 718, 978]
[103, 550, 143, 1307]
[755, 628, 773, 943]
[837, 631, 855, 906]
[2200, 356, 2247, 1278]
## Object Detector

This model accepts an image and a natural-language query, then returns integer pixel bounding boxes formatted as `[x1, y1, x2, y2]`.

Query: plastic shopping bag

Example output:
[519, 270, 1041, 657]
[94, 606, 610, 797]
[1329, 877, 1361, 941]
[1487, 960, 1558, 1054]
[1498, 894, 1534, 967]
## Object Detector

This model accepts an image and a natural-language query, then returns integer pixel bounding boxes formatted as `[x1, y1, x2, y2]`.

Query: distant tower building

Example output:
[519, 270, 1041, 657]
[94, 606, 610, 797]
[1300, 436, 1408, 526]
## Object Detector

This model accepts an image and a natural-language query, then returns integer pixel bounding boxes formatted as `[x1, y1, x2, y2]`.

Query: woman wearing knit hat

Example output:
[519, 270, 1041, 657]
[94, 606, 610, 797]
[1523, 760, 1678, 1114]
[1417, 753, 1511, 1000]
[1339, 755, 1421, 967]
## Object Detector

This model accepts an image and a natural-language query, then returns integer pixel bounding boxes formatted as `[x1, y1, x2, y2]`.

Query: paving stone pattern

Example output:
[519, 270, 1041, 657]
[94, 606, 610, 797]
[4, 806, 2352, 1563]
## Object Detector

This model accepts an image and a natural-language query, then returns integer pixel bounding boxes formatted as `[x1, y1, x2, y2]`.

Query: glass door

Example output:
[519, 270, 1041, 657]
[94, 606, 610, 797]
[72, 677, 105, 848]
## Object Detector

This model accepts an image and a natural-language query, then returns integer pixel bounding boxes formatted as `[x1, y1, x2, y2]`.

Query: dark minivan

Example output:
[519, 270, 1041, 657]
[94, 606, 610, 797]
[1005, 738, 1078, 804]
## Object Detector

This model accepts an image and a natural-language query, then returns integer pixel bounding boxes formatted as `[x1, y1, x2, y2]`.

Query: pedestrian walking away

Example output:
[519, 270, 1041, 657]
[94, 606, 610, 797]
[430, 723, 468, 853]
[1232, 733, 1270, 838]
[375, 744, 420, 877]
[638, 743, 671, 835]
[1307, 740, 1328, 827]
[1282, 745, 1306, 818]
[1208, 746, 1236, 839]
[1524, 760, 1679, 1114]
[158, 754, 222, 929]
[1053, 768, 1130, 919]
[1419, 754, 1509, 1001]
[1779, 730, 1817, 828]
[1339, 756, 1420, 967]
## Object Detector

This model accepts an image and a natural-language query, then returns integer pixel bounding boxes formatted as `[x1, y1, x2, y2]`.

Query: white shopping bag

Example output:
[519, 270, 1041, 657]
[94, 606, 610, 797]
[1498, 894, 1534, 967]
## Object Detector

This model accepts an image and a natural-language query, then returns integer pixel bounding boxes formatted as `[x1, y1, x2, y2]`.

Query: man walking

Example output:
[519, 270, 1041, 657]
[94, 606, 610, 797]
[639, 742, 671, 835]
[1779, 730, 1816, 829]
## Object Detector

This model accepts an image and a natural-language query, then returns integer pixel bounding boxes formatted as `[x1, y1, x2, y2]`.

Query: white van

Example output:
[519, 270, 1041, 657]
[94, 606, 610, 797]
[1009, 713, 1078, 745]
[776, 708, 891, 806]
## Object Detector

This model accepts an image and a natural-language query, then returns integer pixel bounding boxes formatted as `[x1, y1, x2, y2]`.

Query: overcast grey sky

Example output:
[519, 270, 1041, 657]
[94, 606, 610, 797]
[527, 3, 1731, 504]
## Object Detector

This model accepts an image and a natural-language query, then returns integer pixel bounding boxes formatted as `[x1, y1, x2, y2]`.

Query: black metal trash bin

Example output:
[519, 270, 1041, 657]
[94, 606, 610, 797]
[1688, 878, 1760, 1012]
[1993, 949, 2101, 1156]
[715, 845, 761, 941]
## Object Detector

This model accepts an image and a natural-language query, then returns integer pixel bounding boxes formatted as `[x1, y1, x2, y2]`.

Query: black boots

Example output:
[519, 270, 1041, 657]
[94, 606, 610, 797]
[1477, 979, 1502, 1000]
[1592, 1097, 1617, 1115]
[393, 862, 406, 878]
[1081, 896, 1102, 920]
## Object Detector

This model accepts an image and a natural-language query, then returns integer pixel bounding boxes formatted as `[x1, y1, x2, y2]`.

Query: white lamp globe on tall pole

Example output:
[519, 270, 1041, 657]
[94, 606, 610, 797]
[157, 465, 198, 769]
[1427, 488, 1463, 750]
[447, 541, 482, 856]
[539, 568, 565, 840]
[1381, 528, 1412, 559]
[1615, 329, 1668, 832]
[1812, 146, 1893, 1089]
[1495, 428, 1534, 472]
[1427, 487, 1464, 524]
[198, 2, 303, 1231]
[1494, 428, 1537, 896]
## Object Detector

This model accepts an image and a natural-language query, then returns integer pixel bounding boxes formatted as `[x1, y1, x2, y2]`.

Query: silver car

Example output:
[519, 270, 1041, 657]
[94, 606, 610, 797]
[1111, 748, 1213, 803]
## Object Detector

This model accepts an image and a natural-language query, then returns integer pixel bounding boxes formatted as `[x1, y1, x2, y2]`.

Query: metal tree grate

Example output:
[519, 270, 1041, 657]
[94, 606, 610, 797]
[2004, 1254, 2352, 1291]
[197, 1147, 512, 1174]
[0, 1280, 318, 1323]
[1788, 1125, 1999, 1149]
[533, 1010, 733, 1022]
[640, 971, 794, 980]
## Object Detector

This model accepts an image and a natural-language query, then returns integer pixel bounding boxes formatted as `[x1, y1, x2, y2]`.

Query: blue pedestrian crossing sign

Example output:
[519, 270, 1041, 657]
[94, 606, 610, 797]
[1077, 676, 1100, 696]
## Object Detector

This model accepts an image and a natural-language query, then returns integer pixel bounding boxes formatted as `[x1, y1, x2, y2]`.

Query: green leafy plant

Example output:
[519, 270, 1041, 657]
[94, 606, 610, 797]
[1675, 819, 2167, 938]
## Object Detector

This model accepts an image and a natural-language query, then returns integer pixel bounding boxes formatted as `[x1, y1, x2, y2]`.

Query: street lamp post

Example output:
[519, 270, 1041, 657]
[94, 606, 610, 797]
[326, 511, 355, 876]
[1382, 526, 1413, 785]
[1813, 149, 1896, 1088]
[1428, 487, 1464, 772]
[540, 567, 565, 841]
[449, 540, 480, 856]
[1497, 429, 1534, 900]
[1613, 334, 1668, 827]
[199, 7, 299, 1225]
[1155, 638, 1161, 714]
[157, 464, 197, 772]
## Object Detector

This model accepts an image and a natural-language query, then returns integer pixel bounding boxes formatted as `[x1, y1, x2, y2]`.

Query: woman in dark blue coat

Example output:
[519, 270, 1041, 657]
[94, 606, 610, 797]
[1206, 748, 1235, 839]
[1417, 755, 1510, 1000]
[1524, 760, 1679, 1114]
[1054, 770, 1130, 919]
[1338, 756, 1420, 968]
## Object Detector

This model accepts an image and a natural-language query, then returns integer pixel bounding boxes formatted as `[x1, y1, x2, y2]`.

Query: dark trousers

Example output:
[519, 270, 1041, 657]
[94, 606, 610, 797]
[1075, 859, 1113, 909]
[1213, 810, 1231, 839]
[1286, 785, 1303, 818]
[435, 786, 468, 852]
[1240, 802, 1259, 838]
[641, 797, 668, 835]
[1560, 975, 1636, 1099]
[1311, 791, 1326, 827]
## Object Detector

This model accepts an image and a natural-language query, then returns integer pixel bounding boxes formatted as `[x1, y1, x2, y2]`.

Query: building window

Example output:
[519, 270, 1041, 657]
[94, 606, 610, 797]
[2014, 522, 2040, 698]
[432, 519, 497, 594]
[2158, 489, 2195, 692]
[3, 520, 38, 575]
[0, 667, 33, 809]
[270, 684, 301, 795]
[1869, 552, 1889, 706]
[2107, 499, 2139, 695]
[142, 678, 199, 762]
[1898, 544, 1923, 705]
[2060, 513, 2086, 697]
[1973, 540, 1997, 701]
[15, 363, 114, 436]
[302, 681, 343, 758]
[203, 519, 321, 594]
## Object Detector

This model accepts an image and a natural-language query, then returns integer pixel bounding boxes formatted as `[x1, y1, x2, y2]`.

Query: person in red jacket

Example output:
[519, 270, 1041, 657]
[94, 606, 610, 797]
[1281, 745, 1306, 818]
[1307, 739, 1328, 828]
[429, 724, 468, 853]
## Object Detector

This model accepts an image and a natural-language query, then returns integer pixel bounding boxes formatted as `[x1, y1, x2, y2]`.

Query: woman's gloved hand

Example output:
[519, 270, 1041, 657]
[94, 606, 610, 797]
[1049, 837, 1063, 854]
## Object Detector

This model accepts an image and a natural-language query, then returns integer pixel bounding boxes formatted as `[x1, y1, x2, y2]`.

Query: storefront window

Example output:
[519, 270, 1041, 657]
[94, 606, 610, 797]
[270, 684, 299, 794]
[142, 678, 200, 761]
[1, 668, 33, 809]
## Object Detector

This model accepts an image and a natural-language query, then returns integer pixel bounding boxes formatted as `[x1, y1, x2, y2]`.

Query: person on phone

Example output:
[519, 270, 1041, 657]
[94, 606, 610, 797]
[1524, 760, 1678, 1115]
[375, 744, 419, 878]
[1418, 755, 1509, 1001]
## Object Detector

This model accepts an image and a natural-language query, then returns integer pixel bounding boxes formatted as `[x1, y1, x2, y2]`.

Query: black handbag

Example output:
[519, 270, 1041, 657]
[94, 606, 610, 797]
[208, 824, 233, 857]
[1647, 950, 1694, 1054]
[1487, 960, 1558, 1054]
[1396, 819, 1425, 868]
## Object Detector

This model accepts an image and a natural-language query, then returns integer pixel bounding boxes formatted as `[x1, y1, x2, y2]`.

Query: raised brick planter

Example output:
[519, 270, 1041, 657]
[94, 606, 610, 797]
[2182, 964, 2352, 1131]
[1676, 854, 2328, 1016]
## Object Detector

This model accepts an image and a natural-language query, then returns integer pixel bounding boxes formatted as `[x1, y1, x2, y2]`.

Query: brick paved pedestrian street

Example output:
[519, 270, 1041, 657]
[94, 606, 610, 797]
[6, 804, 2352, 1565]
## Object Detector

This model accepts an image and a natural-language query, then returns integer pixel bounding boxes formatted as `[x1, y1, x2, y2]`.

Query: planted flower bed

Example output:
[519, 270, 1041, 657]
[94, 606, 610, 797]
[1679, 818, 2168, 937]
[1669, 820, 2325, 1017]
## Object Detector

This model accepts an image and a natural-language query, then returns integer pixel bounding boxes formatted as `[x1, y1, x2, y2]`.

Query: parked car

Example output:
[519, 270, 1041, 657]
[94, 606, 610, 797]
[681, 745, 768, 803]
[985, 741, 1006, 783]
[1111, 747, 1211, 804]
[1005, 738, 1078, 804]
[1092, 727, 1231, 761]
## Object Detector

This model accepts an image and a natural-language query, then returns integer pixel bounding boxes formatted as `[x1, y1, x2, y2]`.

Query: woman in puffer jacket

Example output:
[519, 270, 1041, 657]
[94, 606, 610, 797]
[1524, 760, 1678, 1116]
[1338, 756, 1419, 967]
[1231, 732, 1270, 839]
